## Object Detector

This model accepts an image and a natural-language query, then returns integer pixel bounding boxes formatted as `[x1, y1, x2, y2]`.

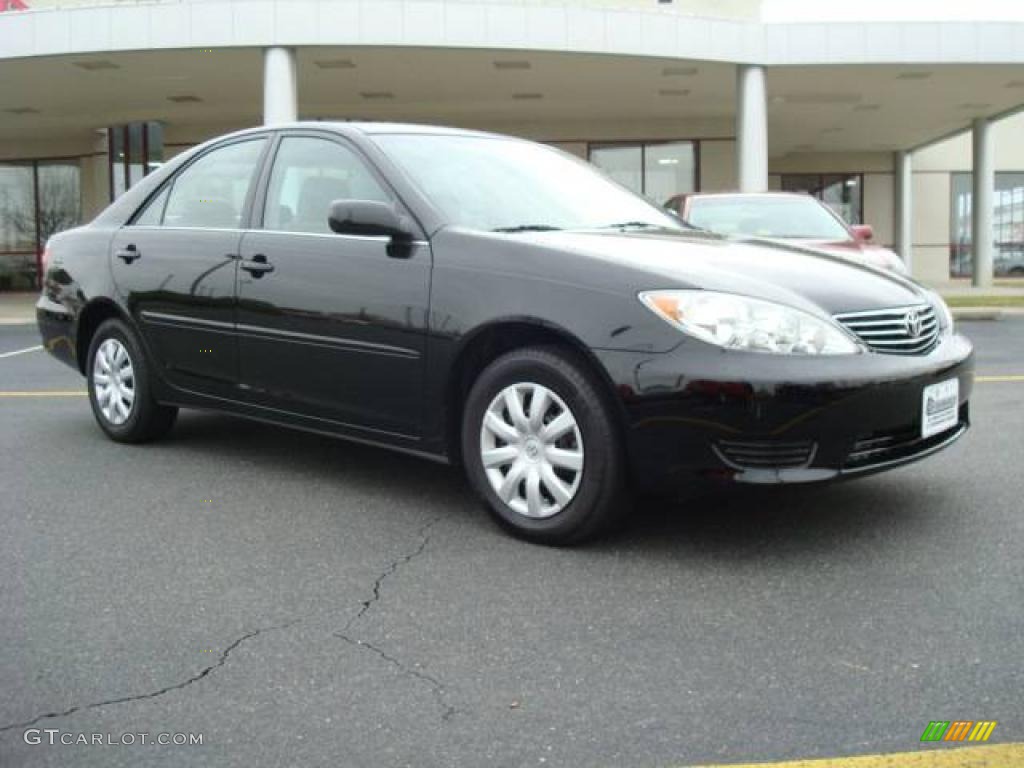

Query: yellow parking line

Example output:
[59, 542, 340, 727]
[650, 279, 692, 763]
[975, 374, 1024, 383]
[690, 743, 1024, 767]
[0, 391, 86, 398]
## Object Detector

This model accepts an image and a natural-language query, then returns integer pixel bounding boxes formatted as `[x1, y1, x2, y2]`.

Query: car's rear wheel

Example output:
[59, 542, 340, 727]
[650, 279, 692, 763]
[461, 345, 627, 544]
[87, 318, 177, 443]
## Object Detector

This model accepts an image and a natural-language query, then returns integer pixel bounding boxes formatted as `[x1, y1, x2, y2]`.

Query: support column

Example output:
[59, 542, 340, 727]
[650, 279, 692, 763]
[736, 64, 768, 192]
[971, 117, 994, 288]
[263, 47, 297, 126]
[894, 150, 913, 274]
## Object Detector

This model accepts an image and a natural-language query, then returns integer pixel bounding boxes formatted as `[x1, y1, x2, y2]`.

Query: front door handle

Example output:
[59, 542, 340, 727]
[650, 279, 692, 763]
[115, 245, 141, 264]
[239, 254, 274, 277]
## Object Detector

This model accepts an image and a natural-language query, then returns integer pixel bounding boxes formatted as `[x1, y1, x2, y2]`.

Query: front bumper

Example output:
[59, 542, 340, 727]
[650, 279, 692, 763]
[595, 332, 974, 490]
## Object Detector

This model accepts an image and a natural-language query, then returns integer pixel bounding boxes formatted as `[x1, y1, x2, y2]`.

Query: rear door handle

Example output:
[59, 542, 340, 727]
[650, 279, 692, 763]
[115, 245, 141, 264]
[239, 254, 274, 277]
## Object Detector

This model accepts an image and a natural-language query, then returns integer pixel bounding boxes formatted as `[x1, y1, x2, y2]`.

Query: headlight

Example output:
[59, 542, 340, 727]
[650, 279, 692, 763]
[639, 290, 861, 355]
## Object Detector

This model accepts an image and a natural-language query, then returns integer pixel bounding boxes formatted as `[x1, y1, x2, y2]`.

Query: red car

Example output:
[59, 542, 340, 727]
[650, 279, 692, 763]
[665, 191, 908, 274]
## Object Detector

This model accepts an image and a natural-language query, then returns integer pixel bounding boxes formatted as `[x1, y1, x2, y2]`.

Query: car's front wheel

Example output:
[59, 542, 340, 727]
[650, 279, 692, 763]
[462, 346, 627, 545]
[86, 318, 177, 443]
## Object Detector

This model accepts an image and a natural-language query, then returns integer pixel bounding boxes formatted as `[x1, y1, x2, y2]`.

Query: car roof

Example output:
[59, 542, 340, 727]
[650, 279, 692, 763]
[218, 121, 507, 141]
[686, 191, 815, 201]
[344, 121, 502, 137]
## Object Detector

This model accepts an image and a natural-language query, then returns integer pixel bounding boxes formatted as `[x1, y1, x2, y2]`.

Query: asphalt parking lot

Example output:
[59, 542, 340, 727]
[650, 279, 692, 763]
[1, 319, 1022, 767]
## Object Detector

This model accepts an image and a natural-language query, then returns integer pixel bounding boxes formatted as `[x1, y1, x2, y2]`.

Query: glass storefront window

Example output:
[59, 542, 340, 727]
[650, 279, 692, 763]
[108, 121, 164, 201]
[37, 162, 81, 247]
[128, 123, 146, 187]
[781, 173, 863, 225]
[644, 142, 698, 206]
[0, 160, 81, 292]
[110, 126, 127, 200]
[589, 145, 643, 196]
[0, 163, 36, 254]
[589, 141, 696, 204]
[951, 173, 972, 277]
[951, 172, 1024, 278]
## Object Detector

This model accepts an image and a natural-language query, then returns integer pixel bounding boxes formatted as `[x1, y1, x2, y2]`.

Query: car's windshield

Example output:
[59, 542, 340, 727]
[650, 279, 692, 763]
[373, 134, 683, 233]
[686, 195, 852, 241]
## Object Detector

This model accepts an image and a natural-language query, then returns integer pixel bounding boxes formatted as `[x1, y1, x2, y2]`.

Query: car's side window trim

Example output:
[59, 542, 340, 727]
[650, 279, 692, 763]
[251, 130, 425, 240]
[246, 229, 430, 245]
[125, 134, 272, 229]
[127, 177, 173, 227]
[130, 185, 171, 228]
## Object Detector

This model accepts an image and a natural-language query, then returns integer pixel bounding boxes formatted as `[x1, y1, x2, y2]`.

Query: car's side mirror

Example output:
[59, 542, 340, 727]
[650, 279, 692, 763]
[663, 195, 686, 217]
[328, 200, 412, 241]
[850, 224, 874, 243]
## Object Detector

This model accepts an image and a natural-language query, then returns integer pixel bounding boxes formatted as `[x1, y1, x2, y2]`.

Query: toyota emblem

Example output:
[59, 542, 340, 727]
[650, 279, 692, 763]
[904, 310, 923, 338]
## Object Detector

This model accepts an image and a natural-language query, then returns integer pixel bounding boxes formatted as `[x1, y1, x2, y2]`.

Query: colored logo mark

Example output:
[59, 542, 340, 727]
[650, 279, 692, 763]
[921, 720, 998, 742]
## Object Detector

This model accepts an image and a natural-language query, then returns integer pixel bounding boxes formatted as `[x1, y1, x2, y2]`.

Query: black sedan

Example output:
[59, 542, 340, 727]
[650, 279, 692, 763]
[37, 123, 973, 544]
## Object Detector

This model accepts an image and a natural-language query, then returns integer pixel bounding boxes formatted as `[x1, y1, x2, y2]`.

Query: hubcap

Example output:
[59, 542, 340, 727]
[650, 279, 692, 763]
[479, 383, 584, 519]
[93, 338, 136, 426]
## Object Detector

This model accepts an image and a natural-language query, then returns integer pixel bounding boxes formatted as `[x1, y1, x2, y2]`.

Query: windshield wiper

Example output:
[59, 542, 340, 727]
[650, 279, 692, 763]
[598, 221, 663, 230]
[492, 224, 563, 233]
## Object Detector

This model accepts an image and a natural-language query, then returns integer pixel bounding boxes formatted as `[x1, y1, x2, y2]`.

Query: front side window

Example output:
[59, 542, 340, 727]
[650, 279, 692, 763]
[263, 137, 390, 234]
[375, 134, 681, 233]
[161, 139, 265, 229]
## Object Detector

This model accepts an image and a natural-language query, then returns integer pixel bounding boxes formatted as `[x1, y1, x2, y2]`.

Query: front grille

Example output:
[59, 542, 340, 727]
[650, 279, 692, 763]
[714, 439, 816, 470]
[833, 304, 939, 355]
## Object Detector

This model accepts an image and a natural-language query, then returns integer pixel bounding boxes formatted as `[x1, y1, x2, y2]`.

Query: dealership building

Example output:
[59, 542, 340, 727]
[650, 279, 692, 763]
[2, 0, 1024, 290]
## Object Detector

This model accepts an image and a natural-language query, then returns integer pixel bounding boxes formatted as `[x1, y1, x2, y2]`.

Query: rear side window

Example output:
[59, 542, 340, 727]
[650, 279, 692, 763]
[262, 136, 390, 234]
[133, 187, 169, 227]
[160, 139, 266, 229]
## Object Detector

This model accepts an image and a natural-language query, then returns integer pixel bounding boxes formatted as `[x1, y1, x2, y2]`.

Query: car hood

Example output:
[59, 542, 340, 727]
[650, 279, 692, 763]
[515, 229, 927, 316]
[768, 237, 905, 270]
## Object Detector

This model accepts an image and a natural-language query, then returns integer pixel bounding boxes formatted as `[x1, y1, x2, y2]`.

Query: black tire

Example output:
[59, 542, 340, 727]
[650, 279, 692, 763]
[86, 318, 178, 443]
[461, 345, 627, 545]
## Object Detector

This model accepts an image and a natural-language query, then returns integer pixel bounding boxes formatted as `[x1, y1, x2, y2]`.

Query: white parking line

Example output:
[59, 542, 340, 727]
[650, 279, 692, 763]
[0, 345, 42, 360]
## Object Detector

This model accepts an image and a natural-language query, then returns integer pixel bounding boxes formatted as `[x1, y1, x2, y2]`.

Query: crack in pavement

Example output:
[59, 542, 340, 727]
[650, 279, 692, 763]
[340, 518, 440, 633]
[335, 517, 456, 722]
[0, 620, 299, 737]
[1, 518, 449, 735]
[335, 634, 457, 722]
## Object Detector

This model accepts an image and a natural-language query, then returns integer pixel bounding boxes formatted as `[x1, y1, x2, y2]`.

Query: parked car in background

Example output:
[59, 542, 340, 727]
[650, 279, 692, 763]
[665, 191, 908, 274]
[38, 124, 971, 545]
[996, 252, 1024, 277]
[948, 245, 1024, 278]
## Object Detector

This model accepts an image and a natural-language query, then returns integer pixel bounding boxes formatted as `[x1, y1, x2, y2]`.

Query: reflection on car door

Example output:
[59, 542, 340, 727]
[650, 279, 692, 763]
[109, 137, 267, 397]
[235, 133, 431, 437]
